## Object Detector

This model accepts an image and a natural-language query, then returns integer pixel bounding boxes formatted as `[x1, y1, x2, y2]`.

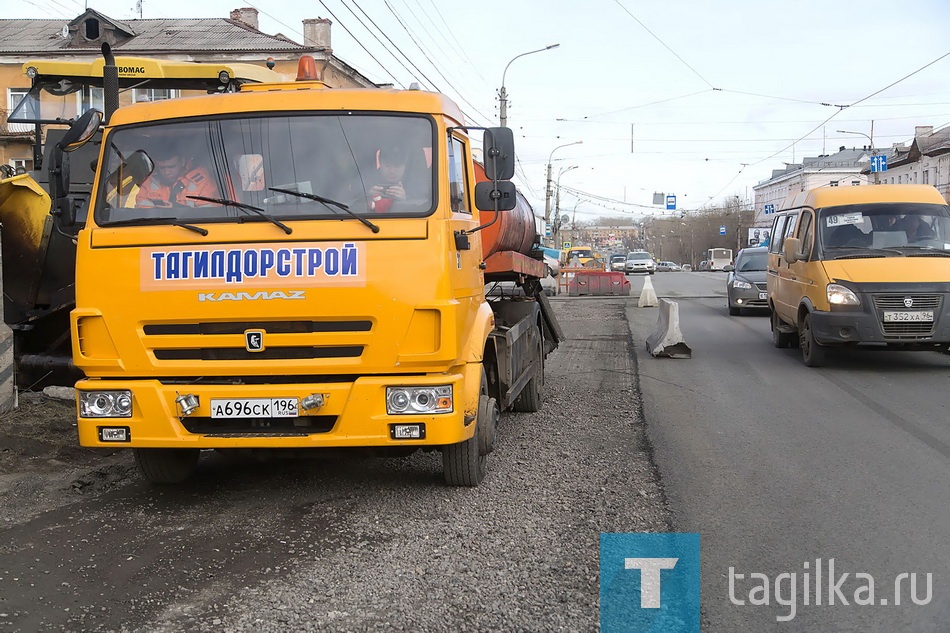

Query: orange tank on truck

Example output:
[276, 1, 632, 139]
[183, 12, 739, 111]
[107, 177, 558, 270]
[472, 160, 537, 259]
[58, 55, 562, 487]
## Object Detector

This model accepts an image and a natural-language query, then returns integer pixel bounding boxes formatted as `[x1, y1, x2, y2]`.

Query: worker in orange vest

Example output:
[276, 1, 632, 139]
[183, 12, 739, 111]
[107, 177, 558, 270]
[136, 149, 219, 207]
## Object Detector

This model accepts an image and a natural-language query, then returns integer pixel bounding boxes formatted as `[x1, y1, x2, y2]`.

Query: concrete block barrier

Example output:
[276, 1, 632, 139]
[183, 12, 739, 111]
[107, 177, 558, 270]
[646, 298, 691, 358]
[638, 275, 658, 307]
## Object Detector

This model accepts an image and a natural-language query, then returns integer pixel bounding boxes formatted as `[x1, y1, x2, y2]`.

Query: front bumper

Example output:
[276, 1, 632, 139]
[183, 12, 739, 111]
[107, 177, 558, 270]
[729, 283, 769, 309]
[626, 265, 655, 273]
[809, 296, 950, 346]
[76, 369, 479, 449]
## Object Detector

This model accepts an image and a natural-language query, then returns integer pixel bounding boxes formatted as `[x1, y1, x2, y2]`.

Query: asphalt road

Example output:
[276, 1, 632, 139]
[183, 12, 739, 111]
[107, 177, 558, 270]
[630, 271, 950, 631]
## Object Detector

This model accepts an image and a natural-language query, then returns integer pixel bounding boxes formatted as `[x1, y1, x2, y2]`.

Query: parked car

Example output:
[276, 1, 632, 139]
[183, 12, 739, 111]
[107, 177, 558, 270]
[609, 254, 627, 272]
[681, 263, 692, 272]
[656, 260, 681, 272]
[625, 251, 656, 274]
[726, 246, 769, 315]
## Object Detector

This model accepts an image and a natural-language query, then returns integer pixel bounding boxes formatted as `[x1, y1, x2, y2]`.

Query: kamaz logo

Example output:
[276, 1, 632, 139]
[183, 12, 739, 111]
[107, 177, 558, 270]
[198, 290, 306, 302]
[117, 66, 147, 74]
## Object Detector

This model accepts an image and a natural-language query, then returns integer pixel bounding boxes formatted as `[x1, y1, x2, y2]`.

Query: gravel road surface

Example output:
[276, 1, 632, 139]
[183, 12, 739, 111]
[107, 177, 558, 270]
[0, 297, 670, 631]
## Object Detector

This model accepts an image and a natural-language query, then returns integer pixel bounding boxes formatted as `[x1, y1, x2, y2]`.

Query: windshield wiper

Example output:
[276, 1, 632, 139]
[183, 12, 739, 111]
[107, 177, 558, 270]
[268, 187, 380, 234]
[187, 195, 292, 234]
[892, 246, 950, 256]
[99, 215, 208, 236]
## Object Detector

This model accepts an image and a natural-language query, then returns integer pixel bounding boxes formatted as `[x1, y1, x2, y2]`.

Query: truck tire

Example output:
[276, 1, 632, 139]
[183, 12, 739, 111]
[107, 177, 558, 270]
[134, 448, 200, 484]
[442, 370, 492, 486]
[512, 325, 543, 413]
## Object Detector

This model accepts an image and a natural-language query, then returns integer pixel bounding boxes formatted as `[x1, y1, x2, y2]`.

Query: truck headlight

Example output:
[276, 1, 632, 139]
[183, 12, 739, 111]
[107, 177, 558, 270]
[827, 283, 861, 306]
[79, 390, 133, 418]
[386, 386, 453, 415]
[732, 280, 752, 289]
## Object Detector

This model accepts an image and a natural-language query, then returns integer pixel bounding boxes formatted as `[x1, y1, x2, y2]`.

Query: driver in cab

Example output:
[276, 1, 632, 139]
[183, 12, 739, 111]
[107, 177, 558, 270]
[136, 146, 219, 207]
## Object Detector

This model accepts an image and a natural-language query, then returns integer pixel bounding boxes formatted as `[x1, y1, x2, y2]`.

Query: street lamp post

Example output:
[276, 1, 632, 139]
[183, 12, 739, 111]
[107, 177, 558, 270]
[544, 140, 582, 244]
[554, 164, 578, 228]
[836, 127, 874, 152]
[571, 200, 581, 246]
[837, 126, 877, 183]
[498, 44, 560, 128]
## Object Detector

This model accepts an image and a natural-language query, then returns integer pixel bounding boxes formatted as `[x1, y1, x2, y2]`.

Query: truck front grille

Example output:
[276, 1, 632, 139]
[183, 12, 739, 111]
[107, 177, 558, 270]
[144, 320, 372, 335]
[154, 346, 363, 361]
[144, 319, 371, 362]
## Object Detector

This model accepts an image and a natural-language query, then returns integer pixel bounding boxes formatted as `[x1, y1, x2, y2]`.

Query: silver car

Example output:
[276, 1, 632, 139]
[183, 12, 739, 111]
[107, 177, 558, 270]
[625, 251, 656, 274]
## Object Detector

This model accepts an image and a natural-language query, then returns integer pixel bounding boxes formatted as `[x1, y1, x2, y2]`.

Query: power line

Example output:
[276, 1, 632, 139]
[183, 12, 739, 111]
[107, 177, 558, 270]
[404, 0, 487, 93]
[313, 0, 404, 85]
[394, 1, 495, 126]
[21, 0, 71, 19]
[612, 0, 716, 90]
[424, 0, 489, 85]
[573, 90, 714, 120]
[382, 0, 494, 126]
[750, 49, 950, 168]
[718, 88, 849, 109]
[340, 0, 419, 88]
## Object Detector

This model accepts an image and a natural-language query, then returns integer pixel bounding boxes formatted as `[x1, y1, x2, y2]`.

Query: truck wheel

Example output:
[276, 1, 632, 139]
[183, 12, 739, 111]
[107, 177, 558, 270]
[771, 311, 795, 349]
[134, 448, 200, 484]
[442, 370, 492, 486]
[512, 325, 543, 413]
[799, 313, 827, 367]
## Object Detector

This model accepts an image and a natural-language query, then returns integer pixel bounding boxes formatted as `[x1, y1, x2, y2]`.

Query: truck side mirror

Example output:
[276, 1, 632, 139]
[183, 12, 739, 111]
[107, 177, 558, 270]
[475, 180, 516, 211]
[50, 109, 103, 229]
[60, 109, 103, 153]
[125, 150, 155, 185]
[482, 127, 515, 181]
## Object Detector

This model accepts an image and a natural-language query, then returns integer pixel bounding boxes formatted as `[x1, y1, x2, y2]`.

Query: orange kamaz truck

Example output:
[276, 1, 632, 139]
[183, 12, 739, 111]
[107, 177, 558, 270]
[55, 57, 560, 486]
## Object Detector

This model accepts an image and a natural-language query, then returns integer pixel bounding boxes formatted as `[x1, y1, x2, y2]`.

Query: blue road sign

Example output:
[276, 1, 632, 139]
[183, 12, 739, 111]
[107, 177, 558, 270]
[764, 203, 775, 215]
[870, 154, 888, 172]
[719, 225, 726, 236]
[666, 195, 676, 210]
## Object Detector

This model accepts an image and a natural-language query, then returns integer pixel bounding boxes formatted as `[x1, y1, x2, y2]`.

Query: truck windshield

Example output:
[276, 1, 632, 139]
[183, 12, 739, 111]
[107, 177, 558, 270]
[94, 113, 436, 225]
[818, 203, 950, 255]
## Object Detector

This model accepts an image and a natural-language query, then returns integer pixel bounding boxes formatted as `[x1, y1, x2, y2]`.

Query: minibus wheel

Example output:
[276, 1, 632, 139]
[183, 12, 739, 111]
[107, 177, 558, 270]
[799, 313, 827, 367]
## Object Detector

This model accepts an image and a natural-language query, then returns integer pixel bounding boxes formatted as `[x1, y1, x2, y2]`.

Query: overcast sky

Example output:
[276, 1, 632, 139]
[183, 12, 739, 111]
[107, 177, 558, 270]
[8, 0, 950, 223]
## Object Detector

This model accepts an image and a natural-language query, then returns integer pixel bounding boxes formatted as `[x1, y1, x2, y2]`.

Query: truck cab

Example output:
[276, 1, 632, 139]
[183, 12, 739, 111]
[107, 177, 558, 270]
[67, 73, 558, 486]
